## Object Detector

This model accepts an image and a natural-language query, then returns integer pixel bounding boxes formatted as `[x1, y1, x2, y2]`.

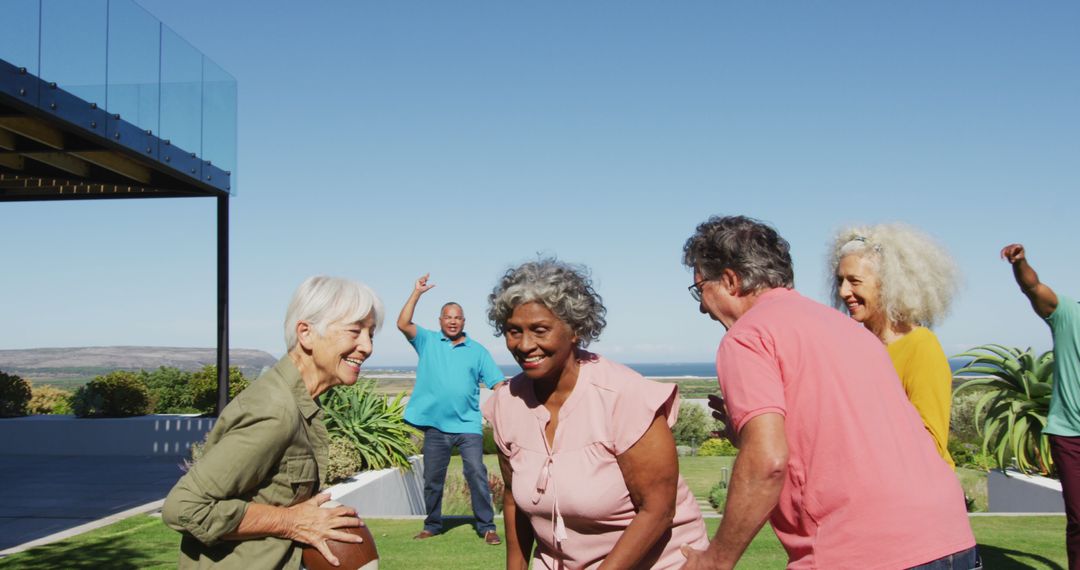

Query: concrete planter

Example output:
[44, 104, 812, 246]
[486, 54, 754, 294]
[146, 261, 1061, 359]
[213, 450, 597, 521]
[326, 455, 426, 516]
[987, 468, 1064, 513]
[0, 414, 215, 456]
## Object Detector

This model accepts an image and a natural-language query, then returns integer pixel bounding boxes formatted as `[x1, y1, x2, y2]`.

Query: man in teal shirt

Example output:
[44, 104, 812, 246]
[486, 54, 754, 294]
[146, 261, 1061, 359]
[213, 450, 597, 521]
[397, 274, 504, 545]
[1003, 243, 1080, 568]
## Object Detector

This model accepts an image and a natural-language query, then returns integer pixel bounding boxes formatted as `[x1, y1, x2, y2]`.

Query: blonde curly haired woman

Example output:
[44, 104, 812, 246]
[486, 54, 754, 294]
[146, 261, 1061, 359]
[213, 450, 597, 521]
[829, 223, 960, 468]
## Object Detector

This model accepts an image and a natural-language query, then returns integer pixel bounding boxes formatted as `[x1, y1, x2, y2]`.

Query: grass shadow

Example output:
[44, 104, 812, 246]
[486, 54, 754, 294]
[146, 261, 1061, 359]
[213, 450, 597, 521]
[979, 544, 1065, 570]
[0, 540, 153, 569]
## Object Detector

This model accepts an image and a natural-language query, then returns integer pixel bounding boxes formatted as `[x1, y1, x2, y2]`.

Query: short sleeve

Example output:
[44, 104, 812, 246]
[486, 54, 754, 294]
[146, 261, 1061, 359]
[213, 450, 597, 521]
[481, 384, 512, 456]
[409, 326, 432, 352]
[611, 379, 679, 456]
[477, 348, 506, 389]
[716, 331, 786, 433]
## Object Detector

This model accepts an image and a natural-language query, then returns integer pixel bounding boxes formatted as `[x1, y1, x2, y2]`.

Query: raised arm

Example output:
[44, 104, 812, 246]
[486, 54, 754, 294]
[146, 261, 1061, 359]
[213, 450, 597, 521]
[1001, 244, 1058, 319]
[682, 413, 788, 570]
[397, 274, 435, 340]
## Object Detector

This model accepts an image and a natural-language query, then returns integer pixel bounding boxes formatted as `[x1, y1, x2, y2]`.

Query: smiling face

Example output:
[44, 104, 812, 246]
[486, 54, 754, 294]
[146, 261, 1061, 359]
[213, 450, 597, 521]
[308, 313, 376, 391]
[503, 302, 579, 382]
[836, 254, 884, 325]
[440, 304, 465, 339]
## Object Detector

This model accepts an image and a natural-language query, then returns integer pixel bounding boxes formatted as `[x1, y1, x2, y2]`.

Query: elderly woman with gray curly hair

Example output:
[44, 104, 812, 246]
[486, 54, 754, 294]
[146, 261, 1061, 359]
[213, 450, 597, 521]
[481, 258, 708, 570]
[830, 223, 961, 468]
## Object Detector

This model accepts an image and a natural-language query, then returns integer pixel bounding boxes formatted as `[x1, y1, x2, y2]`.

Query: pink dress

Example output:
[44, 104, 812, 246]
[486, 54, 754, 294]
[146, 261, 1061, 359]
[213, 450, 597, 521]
[482, 352, 709, 569]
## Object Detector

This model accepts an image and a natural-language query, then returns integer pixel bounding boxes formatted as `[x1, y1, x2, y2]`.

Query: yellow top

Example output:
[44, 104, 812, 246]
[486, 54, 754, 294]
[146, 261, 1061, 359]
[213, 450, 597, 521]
[887, 327, 955, 469]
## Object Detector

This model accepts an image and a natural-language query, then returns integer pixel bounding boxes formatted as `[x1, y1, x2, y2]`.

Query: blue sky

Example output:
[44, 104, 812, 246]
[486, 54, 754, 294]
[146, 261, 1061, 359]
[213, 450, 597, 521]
[2, 1, 1078, 366]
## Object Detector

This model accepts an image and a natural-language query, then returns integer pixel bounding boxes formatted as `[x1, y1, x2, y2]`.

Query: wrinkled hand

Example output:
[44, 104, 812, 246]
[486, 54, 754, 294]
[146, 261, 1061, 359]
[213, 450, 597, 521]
[708, 394, 739, 448]
[680, 544, 724, 570]
[287, 493, 364, 567]
[1000, 244, 1026, 264]
[415, 273, 435, 295]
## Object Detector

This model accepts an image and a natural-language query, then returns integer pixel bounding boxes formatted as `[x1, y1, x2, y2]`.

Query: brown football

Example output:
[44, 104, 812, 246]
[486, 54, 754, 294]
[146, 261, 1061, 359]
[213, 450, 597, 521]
[301, 503, 379, 570]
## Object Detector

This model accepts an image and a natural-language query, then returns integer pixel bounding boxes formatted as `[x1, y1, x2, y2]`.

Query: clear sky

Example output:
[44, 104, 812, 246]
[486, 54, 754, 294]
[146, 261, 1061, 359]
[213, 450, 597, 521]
[2, 1, 1077, 367]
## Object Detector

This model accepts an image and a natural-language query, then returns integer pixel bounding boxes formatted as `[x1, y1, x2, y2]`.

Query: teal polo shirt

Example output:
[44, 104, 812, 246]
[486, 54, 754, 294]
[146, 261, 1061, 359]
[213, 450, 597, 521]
[404, 326, 505, 434]
[1046, 295, 1080, 437]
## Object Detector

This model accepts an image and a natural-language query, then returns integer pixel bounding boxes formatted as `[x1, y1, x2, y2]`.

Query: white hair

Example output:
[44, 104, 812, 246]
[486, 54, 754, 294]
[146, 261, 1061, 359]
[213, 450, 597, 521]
[284, 276, 384, 351]
[828, 223, 960, 328]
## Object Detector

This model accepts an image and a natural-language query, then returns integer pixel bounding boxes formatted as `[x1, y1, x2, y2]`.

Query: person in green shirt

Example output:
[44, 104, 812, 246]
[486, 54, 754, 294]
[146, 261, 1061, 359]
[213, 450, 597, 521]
[1002, 243, 1080, 569]
[163, 275, 384, 569]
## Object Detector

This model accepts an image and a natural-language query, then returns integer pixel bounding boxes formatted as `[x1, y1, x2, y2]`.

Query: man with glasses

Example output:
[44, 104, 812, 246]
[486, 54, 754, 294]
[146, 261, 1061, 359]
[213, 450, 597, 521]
[679, 216, 978, 570]
[397, 274, 504, 545]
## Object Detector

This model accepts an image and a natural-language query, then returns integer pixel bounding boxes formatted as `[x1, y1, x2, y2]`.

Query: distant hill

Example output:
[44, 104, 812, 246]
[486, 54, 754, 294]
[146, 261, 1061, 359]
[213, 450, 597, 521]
[0, 346, 278, 388]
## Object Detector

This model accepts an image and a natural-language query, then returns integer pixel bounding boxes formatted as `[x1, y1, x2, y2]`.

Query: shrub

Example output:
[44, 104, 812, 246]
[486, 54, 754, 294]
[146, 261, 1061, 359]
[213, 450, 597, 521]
[29, 384, 72, 415]
[323, 380, 420, 470]
[0, 371, 32, 417]
[141, 367, 196, 413]
[326, 435, 365, 485]
[697, 437, 738, 457]
[950, 388, 986, 448]
[708, 481, 728, 512]
[442, 471, 505, 515]
[673, 403, 712, 447]
[189, 365, 250, 414]
[954, 344, 1053, 475]
[71, 371, 152, 417]
[483, 424, 499, 455]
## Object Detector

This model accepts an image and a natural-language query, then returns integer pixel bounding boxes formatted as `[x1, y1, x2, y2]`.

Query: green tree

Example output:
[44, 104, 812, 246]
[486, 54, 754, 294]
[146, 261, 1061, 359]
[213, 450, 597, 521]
[140, 367, 196, 413]
[0, 370, 32, 417]
[189, 365, 249, 414]
[71, 371, 152, 417]
[673, 403, 712, 447]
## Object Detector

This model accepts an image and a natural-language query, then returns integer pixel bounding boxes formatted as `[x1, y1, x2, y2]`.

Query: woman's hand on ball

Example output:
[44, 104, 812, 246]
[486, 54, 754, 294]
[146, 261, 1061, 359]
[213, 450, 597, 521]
[288, 493, 364, 566]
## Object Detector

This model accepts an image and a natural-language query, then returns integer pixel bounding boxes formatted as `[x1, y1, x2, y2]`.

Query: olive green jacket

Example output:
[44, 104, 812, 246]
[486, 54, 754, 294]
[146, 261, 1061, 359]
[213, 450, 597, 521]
[162, 356, 329, 569]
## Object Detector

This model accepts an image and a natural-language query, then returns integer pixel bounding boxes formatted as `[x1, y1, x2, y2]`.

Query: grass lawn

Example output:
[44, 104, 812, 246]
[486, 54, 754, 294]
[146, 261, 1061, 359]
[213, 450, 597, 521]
[0, 514, 1064, 569]
[444, 455, 987, 515]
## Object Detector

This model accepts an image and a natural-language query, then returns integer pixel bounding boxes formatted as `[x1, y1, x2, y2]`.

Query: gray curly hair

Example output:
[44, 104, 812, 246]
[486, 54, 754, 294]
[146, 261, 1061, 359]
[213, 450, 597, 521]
[682, 215, 795, 293]
[487, 258, 606, 347]
[828, 223, 960, 328]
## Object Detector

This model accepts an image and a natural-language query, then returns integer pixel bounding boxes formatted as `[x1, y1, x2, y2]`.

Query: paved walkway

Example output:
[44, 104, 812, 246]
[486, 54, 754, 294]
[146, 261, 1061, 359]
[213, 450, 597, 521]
[0, 454, 186, 553]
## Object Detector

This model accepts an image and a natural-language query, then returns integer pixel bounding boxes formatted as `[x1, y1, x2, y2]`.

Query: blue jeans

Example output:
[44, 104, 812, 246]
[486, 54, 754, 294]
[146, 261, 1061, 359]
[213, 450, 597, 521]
[420, 427, 496, 535]
[908, 546, 982, 569]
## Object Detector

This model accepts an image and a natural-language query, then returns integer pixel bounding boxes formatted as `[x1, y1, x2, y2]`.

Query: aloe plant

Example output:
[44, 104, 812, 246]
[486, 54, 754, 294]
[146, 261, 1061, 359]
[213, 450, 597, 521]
[322, 380, 421, 471]
[953, 344, 1054, 476]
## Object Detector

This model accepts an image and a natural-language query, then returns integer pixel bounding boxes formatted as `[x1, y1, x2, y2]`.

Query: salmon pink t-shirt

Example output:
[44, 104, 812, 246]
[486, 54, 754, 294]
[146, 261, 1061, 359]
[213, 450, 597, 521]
[483, 353, 709, 569]
[717, 288, 974, 569]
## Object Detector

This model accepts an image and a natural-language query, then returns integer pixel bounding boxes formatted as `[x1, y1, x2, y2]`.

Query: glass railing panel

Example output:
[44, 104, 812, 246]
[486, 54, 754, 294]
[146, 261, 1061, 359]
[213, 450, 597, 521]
[159, 24, 202, 159]
[201, 56, 237, 193]
[0, 0, 41, 75]
[107, 0, 161, 135]
[40, 0, 107, 108]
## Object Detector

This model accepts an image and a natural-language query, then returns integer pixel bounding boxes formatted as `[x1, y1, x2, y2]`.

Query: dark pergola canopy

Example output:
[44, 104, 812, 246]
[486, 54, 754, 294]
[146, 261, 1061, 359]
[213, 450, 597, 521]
[1, 3, 237, 414]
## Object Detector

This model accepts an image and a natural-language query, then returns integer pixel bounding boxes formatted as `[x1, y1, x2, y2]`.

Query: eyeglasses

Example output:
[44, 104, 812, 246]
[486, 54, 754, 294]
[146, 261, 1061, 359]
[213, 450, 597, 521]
[688, 279, 709, 302]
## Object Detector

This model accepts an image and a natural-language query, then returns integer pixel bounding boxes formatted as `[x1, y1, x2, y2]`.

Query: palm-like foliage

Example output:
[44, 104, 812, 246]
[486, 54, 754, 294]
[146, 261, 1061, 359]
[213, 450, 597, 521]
[953, 344, 1055, 476]
[323, 380, 420, 471]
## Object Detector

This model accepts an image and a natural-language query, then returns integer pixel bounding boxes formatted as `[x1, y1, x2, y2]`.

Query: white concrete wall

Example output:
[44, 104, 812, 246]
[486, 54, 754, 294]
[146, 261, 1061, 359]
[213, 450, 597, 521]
[988, 468, 1065, 513]
[327, 455, 427, 516]
[0, 414, 214, 456]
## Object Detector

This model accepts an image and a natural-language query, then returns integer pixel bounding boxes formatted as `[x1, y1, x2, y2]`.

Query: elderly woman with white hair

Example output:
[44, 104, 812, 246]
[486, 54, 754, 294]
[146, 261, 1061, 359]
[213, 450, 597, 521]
[830, 224, 961, 467]
[482, 258, 708, 570]
[163, 276, 384, 569]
